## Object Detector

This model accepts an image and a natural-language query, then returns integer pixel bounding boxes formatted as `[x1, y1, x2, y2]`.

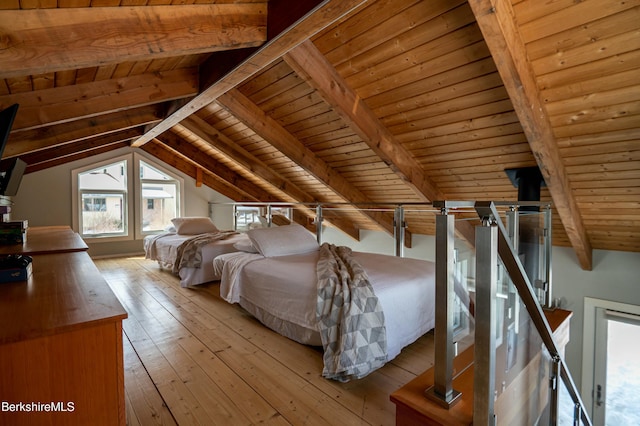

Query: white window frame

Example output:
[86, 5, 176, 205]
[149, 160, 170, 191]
[72, 152, 184, 242]
[581, 297, 640, 419]
[133, 152, 184, 239]
[72, 154, 132, 242]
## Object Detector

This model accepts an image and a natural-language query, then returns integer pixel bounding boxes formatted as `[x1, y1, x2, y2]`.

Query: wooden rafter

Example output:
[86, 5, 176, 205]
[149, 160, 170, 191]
[217, 89, 406, 242]
[1, 69, 198, 131]
[181, 116, 312, 204]
[26, 142, 130, 174]
[131, 0, 371, 148]
[0, 5, 267, 79]
[179, 115, 360, 240]
[283, 40, 476, 245]
[155, 130, 281, 203]
[21, 129, 142, 171]
[141, 141, 252, 203]
[5, 105, 163, 158]
[468, 0, 593, 270]
[284, 40, 444, 202]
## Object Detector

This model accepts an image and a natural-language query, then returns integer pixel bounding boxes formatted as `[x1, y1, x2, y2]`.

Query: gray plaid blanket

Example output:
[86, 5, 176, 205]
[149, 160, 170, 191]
[316, 243, 388, 382]
[172, 231, 237, 274]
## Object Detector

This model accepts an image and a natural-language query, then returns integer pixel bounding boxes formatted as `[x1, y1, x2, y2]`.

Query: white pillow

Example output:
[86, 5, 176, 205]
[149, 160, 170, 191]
[233, 240, 258, 253]
[247, 223, 319, 257]
[171, 217, 218, 235]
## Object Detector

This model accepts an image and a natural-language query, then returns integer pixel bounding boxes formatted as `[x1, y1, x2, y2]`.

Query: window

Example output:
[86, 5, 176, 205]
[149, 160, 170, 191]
[73, 153, 183, 241]
[139, 160, 179, 233]
[77, 159, 128, 237]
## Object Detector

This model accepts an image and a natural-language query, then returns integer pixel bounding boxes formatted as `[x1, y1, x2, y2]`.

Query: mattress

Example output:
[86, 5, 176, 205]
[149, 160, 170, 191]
[215, 250, 436, 360]
[144, 232, 249, 287]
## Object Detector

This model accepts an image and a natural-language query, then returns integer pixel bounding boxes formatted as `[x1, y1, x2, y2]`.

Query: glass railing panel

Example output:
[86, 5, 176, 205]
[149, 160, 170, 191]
[453, 218, 479, 353]
[492, 258, 555, 425]
[453, 228, 476, 354]
[558, 370, 579, 425]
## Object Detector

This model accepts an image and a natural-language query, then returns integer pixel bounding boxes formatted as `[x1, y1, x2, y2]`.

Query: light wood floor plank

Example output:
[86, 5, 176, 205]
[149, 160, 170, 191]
[123, 337, 177, 426]
[96, 256, 440, 426]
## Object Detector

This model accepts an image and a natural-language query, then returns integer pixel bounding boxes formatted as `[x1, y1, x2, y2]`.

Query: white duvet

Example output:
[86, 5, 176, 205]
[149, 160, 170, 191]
[144, 232, 250, 287]
[214, 250, 436, 361]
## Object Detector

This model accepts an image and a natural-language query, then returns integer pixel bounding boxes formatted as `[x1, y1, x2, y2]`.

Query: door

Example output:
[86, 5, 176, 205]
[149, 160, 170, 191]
[592, 307, 640, 425]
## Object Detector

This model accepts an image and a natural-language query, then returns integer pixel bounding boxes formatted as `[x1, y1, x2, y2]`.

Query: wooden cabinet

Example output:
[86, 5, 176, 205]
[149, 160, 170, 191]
[0, 227, 127, 426]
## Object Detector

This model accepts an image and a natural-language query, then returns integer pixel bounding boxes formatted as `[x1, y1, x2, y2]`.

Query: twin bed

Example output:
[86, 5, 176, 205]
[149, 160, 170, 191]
[214, 223, 437, 381]
[144, 218, 437, 380]
[144, 217, 250, 287]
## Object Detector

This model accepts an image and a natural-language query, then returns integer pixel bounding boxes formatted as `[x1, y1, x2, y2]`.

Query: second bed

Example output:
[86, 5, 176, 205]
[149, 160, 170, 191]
[213, 223, 436, 380]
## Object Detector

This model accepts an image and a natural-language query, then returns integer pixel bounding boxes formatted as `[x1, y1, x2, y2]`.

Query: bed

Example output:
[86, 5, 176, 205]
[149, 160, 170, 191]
[213, 223, 436, 381]
[143, 217, 251, 287]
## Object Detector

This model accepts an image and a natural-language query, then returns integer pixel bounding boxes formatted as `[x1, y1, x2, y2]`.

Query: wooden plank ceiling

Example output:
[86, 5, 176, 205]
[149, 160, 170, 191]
[1, 0, 639, 270]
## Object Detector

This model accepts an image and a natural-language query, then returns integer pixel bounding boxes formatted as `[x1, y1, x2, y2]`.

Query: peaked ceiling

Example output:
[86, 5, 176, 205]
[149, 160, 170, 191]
[1, 0, 639, 271]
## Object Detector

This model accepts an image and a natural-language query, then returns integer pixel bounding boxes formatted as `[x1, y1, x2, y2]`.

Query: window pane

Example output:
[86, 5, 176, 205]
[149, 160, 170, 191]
[142, 183, 177, 232]
[81, 193, 125, 235]
[140, 160, 179, 233]
[79, 160, 127, 190]
[141, 161, 172, 180]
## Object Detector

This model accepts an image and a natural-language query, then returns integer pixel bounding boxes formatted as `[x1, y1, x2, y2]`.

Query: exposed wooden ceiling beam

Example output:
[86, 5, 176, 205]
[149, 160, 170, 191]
[283, 39, 476, 245]
[131, 0, 371, 148]
[285, 40, 444, 203]
[0, 5, 267, 79]
[468, 0, 593, 270]
[141, 140, 252, 203]
[26, 142, 130, 174]
[179, 115, 360, 240]
[155, 130, 281, 203]
[181, 115, 313, 204]
[4, 105, 163, 158]
[198, 0, 326, 90]
[217, 88, 405, 241]
[2, 68, 198, 131]
[21, 128, 143, 170]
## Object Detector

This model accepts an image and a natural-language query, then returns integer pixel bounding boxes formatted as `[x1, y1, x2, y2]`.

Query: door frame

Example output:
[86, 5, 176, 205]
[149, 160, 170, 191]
[582, 297, 640, 419]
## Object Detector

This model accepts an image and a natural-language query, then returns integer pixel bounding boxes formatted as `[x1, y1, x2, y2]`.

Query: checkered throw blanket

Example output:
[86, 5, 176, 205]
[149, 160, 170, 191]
[316, 243, 388, 382]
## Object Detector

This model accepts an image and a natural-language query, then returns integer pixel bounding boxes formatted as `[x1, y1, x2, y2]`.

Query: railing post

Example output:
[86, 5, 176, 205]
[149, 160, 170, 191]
[266, 204, 272, 227]
[506, 206, 519, 248]
[543, 205, 553, 308]
[232, 204, 239, 231]
[474, 216, 498, 426]
[425, 210, 461, 407]
[394, 205, 405, 257]
[550, 355, 561, 425]
[574, 402, 582, 426]
[315, 204, 323, 244]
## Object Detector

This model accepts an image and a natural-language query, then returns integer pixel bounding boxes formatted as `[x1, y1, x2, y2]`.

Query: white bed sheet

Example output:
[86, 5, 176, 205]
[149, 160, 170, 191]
[144, 232, 249, 287]
[215, 250, 436, 360]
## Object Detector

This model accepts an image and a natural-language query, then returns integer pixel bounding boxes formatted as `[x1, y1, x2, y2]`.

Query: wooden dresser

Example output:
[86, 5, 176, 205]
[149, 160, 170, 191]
[0, 226, 128, 426]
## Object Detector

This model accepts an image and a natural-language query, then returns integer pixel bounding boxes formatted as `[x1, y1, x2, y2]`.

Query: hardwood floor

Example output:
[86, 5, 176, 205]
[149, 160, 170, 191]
[94, 256, 438, 426]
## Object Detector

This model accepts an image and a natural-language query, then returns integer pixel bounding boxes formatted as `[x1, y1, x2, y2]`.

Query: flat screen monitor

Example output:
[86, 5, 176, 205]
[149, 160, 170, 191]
[0, 104, 24, 196]
[0, 104, 19, 161]
[0, 157, 26, 196]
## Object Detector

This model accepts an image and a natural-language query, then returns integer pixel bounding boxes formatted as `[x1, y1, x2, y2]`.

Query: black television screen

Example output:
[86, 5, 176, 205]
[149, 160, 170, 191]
[0, 104, 19, 161]
[0, 104, 24, 196]
[0, 157, 26, 196]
